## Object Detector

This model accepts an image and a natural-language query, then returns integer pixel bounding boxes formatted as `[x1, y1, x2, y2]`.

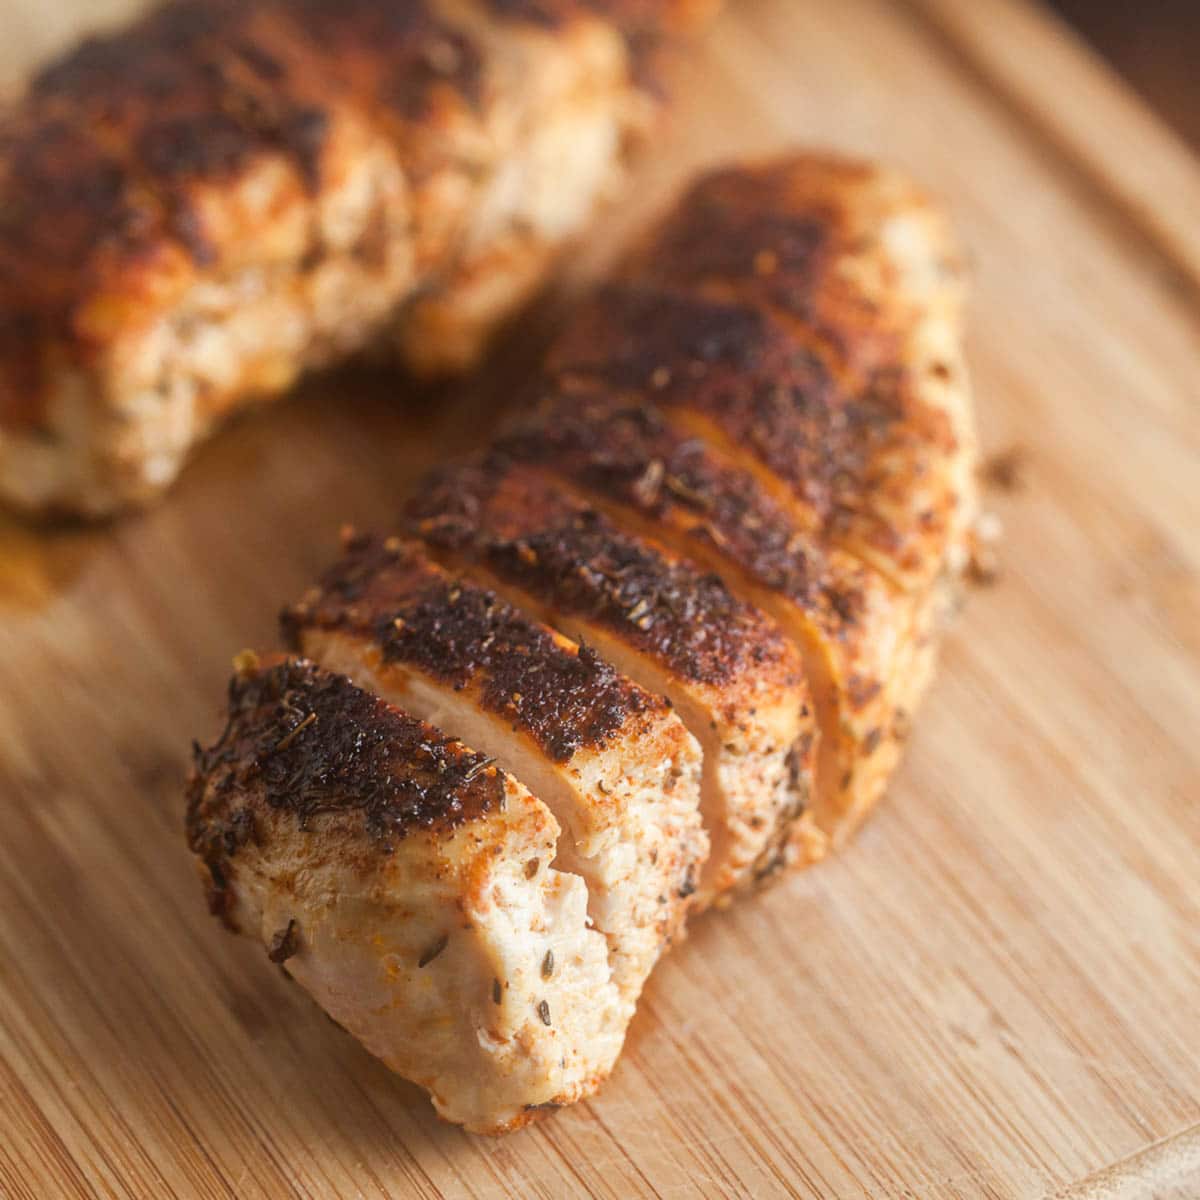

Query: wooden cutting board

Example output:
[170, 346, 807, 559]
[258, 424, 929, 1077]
[1, 1, 1198, 1197]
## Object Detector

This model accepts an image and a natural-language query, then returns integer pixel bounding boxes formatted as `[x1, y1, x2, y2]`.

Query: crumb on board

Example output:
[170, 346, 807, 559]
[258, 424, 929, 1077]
[981, 446, 1028, 493]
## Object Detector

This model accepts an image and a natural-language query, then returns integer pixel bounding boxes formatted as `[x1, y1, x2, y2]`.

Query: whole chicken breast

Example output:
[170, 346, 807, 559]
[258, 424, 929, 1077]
[0, 0, 715, 516]
[186, 656, 627, 1133]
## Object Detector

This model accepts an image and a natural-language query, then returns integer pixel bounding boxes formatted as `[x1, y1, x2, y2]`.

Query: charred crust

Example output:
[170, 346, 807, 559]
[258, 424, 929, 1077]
[185, 658, 506, 903]
[31, 3, 340, 195]
[409, 465, 794, 688]
[282, 538, 660, 763]
[287, 0, 485, 120]
[0, 116, 168, 368]
[0, 0, 696, 430]
[550, 284, 779, 383]
[536, 157, 965, 586]
[623, 159, 896, 343]
[0, 0, 348, 362]
[631, 175, 835, 321]
[550, 284, 955, 553]
[492, 400, 868, 635]
[0, 0, 478, 381]
[554, 284, 847, 495]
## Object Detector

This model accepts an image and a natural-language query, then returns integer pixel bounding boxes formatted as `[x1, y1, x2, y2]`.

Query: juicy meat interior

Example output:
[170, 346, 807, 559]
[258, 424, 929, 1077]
[186, 656, 626, 1134]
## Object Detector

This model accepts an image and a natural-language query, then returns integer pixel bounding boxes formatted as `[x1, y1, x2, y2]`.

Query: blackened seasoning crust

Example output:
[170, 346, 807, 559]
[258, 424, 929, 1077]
[548, 285, 847, 510]
[614, 158, 896, 361]
[548, 284, 957, 557]
[287, 0, 485, 122]
[550, 284, 779, 383]
[627, 181, 835, 322]
[29, 3, 341, 230]
[492, 403, 867, 635]
[531, 156, 972, 594]
[186, 657, 506, 916]
[409, 461, 794, 689]
[281, 536, 661, 763]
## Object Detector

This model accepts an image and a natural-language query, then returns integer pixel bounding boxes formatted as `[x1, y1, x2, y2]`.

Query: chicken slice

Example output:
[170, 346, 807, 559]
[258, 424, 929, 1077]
[407, 461, 818, 904]
[281, 534, 707, 1013]
[186, 656, 625, 1134]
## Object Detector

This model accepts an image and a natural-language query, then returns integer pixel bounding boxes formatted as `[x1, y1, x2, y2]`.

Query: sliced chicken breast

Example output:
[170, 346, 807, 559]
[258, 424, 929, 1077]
[185, 153, 975, 1131]
[186, 656, 626, 1133]
[406, 460, 818, 904]
[281, 533, 707, 1013]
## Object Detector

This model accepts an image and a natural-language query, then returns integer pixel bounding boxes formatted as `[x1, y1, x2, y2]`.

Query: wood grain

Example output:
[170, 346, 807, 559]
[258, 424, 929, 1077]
[1045, 0, 1200, 154]
[1, 1, 1198, 1197]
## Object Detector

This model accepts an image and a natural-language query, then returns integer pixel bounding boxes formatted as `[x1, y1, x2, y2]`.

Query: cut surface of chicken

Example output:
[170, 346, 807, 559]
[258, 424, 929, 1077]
[186, 656, 625, 1133]
[0, 0, 715, 516]
[407, 460, 818, 903]
[281, 533, 707, 1012]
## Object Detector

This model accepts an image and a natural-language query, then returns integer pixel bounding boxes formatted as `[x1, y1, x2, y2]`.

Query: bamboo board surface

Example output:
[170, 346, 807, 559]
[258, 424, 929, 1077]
[1, 1, 1198, 1197]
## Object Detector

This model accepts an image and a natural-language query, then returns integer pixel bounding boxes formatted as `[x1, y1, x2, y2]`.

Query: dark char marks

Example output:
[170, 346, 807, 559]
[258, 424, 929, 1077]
[281, 536, 660, 763]
[410, 462, 791, 688]
[186, 657, 506, 923]
[493, 400, 867, 636]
